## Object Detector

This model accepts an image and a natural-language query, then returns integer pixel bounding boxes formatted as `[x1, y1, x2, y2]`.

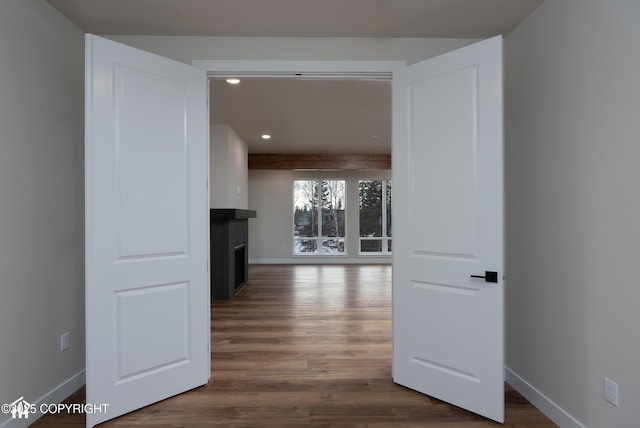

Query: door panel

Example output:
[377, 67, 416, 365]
[115, 66, 190, 258]
[85, 35, 209, 427]
[410, 66, 479, 258]
[411, 282, 480, 377]
[115, 282, 190, 381]
[392, 35, 504, 423]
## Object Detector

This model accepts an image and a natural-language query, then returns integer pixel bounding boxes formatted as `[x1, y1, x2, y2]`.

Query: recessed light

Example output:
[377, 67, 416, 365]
[261, 134, 272, 140]
[226, 78, 240, 85]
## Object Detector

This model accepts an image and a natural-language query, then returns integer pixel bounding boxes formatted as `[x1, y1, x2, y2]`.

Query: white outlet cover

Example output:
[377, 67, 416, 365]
[60, 332, 71, 352]
[604, 377, 619, 406]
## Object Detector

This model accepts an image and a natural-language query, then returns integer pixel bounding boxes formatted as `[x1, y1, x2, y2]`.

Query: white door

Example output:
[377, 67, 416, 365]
[392, 36, 504, 422]
[85, 35, 210, 427]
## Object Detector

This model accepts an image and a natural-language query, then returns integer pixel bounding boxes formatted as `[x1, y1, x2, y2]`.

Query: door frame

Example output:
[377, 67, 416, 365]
[191, 60, 406, 79]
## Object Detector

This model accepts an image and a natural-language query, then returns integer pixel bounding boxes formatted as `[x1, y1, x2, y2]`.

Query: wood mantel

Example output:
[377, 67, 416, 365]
[210, 209, 257, 220]
[248, 153, 391, 170]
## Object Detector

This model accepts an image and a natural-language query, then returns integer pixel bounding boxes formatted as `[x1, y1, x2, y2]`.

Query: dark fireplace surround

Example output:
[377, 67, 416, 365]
[210, 209, 257, 300]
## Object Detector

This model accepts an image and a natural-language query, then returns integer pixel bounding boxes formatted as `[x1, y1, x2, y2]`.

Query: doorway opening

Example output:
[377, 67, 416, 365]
[205, 62, 399, 265]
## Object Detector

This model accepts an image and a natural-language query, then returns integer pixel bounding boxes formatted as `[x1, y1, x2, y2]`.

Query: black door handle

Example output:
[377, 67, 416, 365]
[470, 271, 498, 283]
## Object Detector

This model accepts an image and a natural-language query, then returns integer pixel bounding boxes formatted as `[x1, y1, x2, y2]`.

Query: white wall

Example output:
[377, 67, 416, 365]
[0, 1, 85, 426]
[210, 125, 248, 209]
[248, 169, 391, 264]
[505, 1, 640, 426]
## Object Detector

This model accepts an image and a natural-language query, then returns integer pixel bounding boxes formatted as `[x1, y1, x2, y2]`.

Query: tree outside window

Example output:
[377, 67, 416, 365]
[359, 179, 392, 254]
[293, 180, 345, 254]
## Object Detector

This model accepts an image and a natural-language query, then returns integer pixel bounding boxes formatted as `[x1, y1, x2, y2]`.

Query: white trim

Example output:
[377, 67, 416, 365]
[191, 60, 406, 79]
[0, 370, 85, 428]
[250, 258, 390, 265]
[505, 367, 585, 428]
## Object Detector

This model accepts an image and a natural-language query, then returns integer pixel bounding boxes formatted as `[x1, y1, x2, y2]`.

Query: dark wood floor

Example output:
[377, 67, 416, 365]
[34, 265, 556, 427]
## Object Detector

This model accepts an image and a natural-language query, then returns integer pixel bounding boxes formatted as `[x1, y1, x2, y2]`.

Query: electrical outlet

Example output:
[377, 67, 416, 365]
[604, 377, 619, 406]
[60, 332, 71, 352]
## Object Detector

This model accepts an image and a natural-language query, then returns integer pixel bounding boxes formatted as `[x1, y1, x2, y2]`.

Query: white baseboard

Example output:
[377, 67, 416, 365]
[249, 258, 391, 265]
[0, 370, 85, 428]
[505, 366, 585, 428]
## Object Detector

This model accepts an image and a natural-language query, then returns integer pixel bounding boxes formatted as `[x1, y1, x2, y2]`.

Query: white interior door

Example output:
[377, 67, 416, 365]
[392, 36, 504, 423]
[85, 35, 210, 427]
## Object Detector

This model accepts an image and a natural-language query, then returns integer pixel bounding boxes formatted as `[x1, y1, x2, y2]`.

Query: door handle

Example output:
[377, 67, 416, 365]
[470, 271, 498, 283]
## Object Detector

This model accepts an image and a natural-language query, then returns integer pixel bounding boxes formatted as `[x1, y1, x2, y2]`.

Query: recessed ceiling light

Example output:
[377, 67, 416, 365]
[225, 78, 240, 85]
[261, 134, 272, 140]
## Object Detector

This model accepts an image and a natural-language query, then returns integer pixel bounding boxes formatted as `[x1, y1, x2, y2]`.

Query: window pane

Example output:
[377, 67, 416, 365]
[322, 238, 345, 253]
[294, 180, 318, 238]
[386, 180, 392, 237]
[359, 180, 382, 237]
[387, 239, 392, 252]
[321, 180, 345, 238]
[295, 238, 317, 253]
[361, 239, 382, 252]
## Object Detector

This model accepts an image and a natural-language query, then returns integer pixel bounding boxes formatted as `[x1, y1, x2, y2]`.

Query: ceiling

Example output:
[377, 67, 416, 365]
[47, 0, 544, 154]
[46, 0, 543, 38]
[210, 78, 391, 154]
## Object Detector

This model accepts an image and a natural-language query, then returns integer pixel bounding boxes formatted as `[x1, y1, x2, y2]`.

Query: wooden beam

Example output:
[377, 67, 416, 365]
[248, 153, 391, 170]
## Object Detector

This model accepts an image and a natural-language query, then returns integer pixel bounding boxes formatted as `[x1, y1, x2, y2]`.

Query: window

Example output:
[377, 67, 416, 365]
[293, 180, 346, 254]
[358, 180, 392, 254]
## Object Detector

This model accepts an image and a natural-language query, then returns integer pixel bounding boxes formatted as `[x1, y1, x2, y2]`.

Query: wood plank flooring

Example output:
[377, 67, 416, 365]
[33, 264, 557, 427]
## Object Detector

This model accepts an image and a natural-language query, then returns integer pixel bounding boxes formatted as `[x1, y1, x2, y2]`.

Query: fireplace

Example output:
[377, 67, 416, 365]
[210, 209, 256, 300]
[234, 243, 246, 288]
